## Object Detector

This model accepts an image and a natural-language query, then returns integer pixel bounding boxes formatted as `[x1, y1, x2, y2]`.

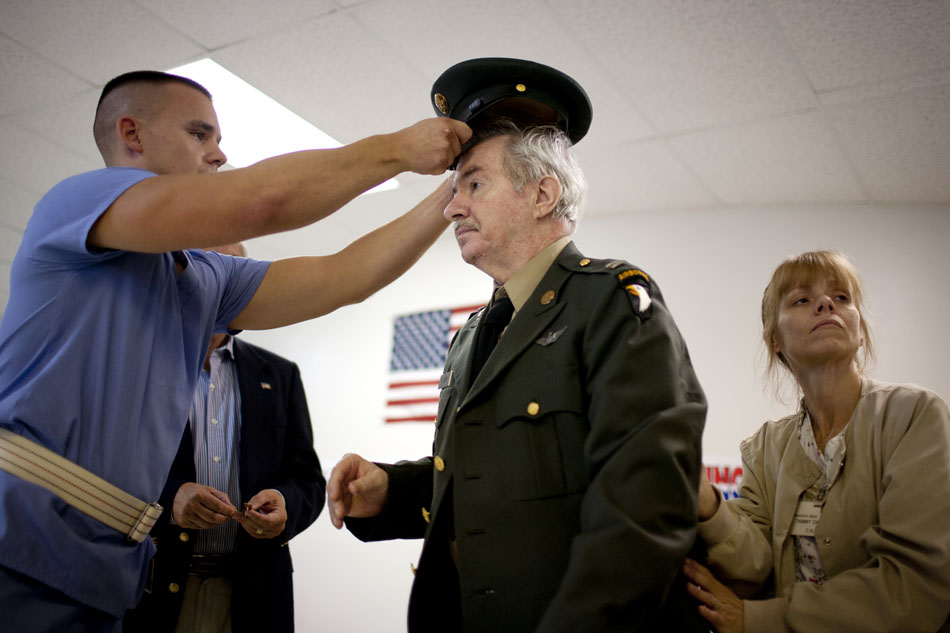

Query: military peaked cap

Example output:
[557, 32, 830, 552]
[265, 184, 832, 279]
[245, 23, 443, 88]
[431, 57, 592, 145]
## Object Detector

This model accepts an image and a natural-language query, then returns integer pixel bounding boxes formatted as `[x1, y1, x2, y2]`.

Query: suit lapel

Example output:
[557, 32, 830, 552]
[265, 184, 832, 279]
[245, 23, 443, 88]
[233, 339, 273, 493]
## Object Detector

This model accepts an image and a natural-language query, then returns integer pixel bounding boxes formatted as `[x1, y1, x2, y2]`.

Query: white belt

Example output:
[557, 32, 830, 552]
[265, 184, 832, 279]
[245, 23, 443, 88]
[0, 427, 162, 543]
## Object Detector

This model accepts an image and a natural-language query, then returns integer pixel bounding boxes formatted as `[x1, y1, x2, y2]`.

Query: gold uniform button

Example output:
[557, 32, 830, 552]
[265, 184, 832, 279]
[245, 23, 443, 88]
[540, 290, 556, 305]
[178, 532, 189, 543]
[434, 456, 445, 472]
[527, 402, 540, 416]
[579, 258, 591, 266]
[434, 93, 449, 114]
[421, 507, 431, 523]
[168, 582, 180, 594]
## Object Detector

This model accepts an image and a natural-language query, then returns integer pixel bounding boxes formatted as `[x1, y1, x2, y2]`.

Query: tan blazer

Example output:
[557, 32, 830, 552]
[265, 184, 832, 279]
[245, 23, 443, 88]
[702, 378, 950, 633]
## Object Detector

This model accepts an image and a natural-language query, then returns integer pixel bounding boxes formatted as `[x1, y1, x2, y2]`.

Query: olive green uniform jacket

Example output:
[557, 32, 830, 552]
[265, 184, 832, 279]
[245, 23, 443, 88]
[348, 242, 707, 632]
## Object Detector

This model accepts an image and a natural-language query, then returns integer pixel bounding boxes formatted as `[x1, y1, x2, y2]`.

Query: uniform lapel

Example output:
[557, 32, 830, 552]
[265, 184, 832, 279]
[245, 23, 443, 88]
[461, 250, 574, 408]
[449, 311, 483, 397]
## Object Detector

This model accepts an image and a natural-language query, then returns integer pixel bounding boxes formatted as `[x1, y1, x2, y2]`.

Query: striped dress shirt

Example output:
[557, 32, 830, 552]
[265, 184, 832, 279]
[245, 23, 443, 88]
[189, 336, 242, 554]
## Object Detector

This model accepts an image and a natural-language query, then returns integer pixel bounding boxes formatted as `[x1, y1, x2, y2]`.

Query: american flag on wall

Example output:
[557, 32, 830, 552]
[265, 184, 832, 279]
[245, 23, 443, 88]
[385, 304, 483, 423]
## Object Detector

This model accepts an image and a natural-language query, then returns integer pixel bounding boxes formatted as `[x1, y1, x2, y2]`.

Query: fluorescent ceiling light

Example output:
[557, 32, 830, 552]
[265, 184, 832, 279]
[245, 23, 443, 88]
[167, 58, 396, 193]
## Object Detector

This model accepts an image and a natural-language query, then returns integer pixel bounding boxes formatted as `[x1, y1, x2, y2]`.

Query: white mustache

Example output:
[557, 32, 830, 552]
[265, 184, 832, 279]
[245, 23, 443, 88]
[454, 220, 480, 232]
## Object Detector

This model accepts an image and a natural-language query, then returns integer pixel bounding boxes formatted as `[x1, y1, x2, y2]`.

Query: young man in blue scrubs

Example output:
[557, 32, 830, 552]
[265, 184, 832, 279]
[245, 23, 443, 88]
[0, 70, 469, 632]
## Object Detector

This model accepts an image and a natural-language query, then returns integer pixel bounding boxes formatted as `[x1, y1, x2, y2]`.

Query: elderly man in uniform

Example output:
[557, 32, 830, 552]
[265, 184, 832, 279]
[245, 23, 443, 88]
[328, 58, 708, 633]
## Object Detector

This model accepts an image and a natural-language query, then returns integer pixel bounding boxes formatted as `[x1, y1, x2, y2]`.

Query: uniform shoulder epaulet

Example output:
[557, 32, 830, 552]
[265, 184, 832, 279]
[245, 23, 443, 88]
[563, 254, 630, 274]
[565, 254, 654, 319]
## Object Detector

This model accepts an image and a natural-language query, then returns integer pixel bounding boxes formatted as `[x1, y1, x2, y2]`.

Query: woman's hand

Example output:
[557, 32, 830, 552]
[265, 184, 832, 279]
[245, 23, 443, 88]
[698, 469, 721, 520]
[683, 558, 744, 633]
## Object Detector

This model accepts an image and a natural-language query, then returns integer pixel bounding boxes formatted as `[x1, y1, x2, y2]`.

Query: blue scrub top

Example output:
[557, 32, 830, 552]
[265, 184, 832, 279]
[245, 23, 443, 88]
[0, 167, 270, 616]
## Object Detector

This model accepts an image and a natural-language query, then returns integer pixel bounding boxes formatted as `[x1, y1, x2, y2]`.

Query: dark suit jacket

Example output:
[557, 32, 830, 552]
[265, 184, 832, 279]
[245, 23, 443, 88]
[348, 243, 708, 633]
[124, 339, 325, 633]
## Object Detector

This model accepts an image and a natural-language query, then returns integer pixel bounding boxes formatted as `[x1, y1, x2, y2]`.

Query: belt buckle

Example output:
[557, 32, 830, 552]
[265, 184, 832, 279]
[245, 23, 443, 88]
[127, 501, 163, 543]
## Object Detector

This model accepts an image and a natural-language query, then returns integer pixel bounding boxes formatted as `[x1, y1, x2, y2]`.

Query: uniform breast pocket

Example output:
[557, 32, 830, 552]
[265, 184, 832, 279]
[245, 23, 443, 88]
[494, 372, 588, 501]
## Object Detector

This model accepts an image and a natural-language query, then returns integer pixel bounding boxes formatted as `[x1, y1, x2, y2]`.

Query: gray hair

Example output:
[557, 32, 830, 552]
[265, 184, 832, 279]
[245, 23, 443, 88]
[472, 119, 587, 228]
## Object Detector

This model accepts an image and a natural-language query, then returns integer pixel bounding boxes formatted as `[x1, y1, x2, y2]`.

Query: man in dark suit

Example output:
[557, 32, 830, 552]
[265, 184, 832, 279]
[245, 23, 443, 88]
[124, 244, 324, 633]
[327, 59, 708, 632]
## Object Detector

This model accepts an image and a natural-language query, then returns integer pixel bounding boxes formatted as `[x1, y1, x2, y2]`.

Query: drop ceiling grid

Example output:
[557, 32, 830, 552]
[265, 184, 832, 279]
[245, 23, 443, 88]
[345, 0, 661, 148]
[130, 0, 340, 51]
[545, 0, 818, 134]
[0, 0, 203, 85]
[669, 111, 865, 205]
[211, 10, 432, 144]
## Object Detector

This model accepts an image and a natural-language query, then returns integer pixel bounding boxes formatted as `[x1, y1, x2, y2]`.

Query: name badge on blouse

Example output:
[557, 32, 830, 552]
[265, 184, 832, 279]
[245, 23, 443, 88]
[790, 500, 822, 537]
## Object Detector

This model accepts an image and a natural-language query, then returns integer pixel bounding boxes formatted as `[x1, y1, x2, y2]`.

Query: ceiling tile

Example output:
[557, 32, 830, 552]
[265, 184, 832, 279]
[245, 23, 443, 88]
[765, 0, 950, 93]
[670, 112, 865, 204]
[133, 0, 337, 50]
[350, 0, 655, 145]
[576, 139, 718, 215]
[11, 89, 102, 164]
[0, 176, 42, 232]
[547, 0, 816, 132]
[0, 0, 203, 85]
[0, 120, 100, 196]
[0, 35, 90, 117]
[825, 85, 950, 202]
[817, 69, 950, 107]
[212, 11, 429, 144]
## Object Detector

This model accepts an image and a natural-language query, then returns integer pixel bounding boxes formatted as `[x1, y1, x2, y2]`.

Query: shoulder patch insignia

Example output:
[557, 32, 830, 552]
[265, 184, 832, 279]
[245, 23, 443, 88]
[616, 268, 650, 284]
[614, 268, 654, 319]
[624, 283, 653, 318]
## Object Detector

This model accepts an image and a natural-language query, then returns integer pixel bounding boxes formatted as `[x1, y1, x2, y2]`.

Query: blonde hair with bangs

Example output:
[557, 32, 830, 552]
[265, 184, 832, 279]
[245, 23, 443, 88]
[761, 250, 875, 381]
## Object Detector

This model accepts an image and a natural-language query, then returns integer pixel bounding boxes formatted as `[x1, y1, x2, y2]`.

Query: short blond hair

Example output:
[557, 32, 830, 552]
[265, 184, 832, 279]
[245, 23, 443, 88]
[761, 250, 875, 378]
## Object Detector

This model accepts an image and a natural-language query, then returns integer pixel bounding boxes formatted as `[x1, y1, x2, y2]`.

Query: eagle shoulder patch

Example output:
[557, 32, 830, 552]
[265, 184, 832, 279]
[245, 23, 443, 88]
[615, 268, 654, 319]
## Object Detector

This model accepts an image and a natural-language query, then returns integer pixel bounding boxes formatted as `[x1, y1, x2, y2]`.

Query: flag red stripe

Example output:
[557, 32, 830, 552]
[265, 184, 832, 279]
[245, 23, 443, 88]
[388, 380, 440, 389]
[385, 416, 436, 423]
[387, 397, 440, 406]
[451, 304, 484, 315]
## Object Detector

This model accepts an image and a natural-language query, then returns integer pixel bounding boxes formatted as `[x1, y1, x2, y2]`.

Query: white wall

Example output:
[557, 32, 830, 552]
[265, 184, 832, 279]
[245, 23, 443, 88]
[240, 202, 950, 633]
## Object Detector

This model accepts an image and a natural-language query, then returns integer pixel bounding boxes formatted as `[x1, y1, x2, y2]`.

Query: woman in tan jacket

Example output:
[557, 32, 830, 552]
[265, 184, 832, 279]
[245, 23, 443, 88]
[684, 250, 950, 633]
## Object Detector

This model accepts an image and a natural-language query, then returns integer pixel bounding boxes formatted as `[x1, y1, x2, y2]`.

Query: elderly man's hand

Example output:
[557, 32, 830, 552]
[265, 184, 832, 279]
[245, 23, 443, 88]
[327, 453, 389, 529]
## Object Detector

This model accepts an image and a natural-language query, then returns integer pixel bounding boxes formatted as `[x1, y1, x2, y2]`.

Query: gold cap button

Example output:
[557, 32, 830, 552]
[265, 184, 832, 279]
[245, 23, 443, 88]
[515, 83, 527, 92]
[421, 507, 431, 523]
[540, 290, 555, 305]
[527, 401, 540, 416]
[434, 456, 445, 472]
[579, 258, 591, 266]
[178, 532, 189, 543]
[168, 582, 180, 594]
[434, 93, 449, 114]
